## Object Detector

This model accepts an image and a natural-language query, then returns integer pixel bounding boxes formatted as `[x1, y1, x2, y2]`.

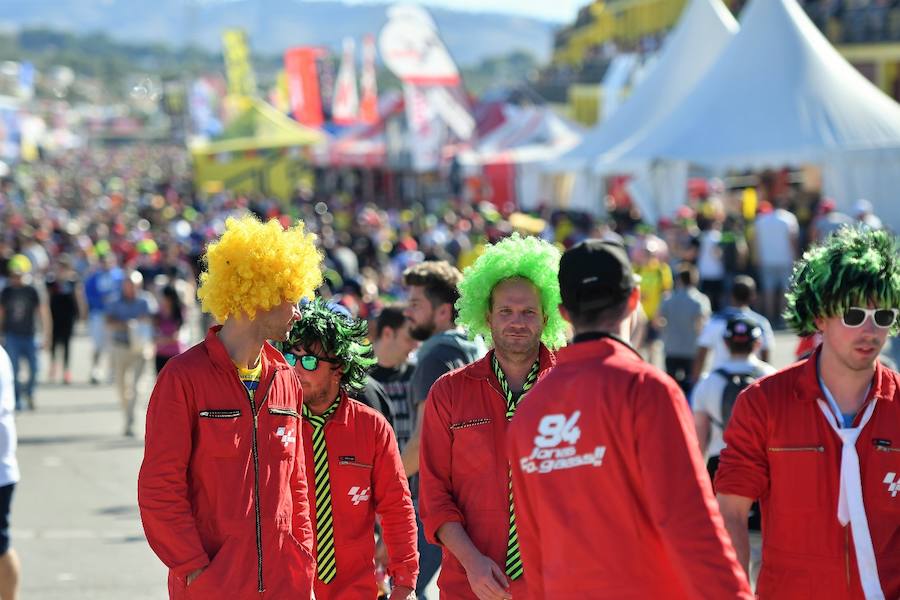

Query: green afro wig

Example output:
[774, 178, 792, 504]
[456, 233, 567, 349]
[785, 227, 900, 336]
[275, 297, 376, 394]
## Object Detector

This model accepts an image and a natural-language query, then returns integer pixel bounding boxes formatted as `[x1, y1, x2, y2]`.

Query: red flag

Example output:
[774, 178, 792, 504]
[359, 34, 379, 125]
[284, 47, 324, 128]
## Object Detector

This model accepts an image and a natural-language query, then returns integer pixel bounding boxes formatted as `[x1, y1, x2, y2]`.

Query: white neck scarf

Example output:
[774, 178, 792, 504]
[817, 387, 884, 600]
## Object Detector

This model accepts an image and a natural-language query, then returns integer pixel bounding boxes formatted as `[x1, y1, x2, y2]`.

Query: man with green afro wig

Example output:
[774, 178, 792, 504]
[276, 298, 419, 599]
[418, 233, 563, 598]
[716, 227, 900, 599]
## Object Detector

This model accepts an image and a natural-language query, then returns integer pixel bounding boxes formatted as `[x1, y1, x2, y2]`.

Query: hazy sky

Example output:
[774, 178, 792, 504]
[338, 0, 589, 23]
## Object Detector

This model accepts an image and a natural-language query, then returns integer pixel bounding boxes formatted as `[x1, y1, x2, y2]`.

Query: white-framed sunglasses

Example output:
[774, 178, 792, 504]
[841, 307, 899, 329]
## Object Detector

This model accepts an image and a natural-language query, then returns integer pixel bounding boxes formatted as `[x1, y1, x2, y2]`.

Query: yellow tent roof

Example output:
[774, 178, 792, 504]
[189, 97, 325, 156]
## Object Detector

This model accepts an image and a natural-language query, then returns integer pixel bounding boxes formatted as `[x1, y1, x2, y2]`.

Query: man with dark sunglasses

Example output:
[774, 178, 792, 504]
[717, 227, 900, 599]
[276, 298, 418, 600]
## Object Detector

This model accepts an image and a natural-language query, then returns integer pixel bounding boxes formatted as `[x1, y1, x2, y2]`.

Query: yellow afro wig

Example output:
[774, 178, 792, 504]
[197, 214, 323, 322]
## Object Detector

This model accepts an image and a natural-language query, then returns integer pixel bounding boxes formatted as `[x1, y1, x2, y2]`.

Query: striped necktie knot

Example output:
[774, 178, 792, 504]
[491, 353, 540, 581]
[302, 398, 341, 583]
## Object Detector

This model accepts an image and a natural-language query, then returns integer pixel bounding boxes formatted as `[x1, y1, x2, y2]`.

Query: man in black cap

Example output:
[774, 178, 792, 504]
[506, 240, 751, 599]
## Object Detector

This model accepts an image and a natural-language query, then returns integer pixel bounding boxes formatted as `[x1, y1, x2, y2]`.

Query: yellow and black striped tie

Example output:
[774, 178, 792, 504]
[491, 354, 540, 581]
[303, 399, 341, 584]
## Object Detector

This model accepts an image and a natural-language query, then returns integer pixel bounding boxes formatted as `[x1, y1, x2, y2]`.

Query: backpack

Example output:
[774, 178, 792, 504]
[711, 367, 763, 430]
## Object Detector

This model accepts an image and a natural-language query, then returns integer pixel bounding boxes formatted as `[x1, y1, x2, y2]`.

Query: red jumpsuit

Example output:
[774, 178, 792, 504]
[507, 337, 752, 599]
[302, 392, 418, 599]
[419, 345, 555, 599]
[138, 326, 315, 599]
[717, 349, 900, 599]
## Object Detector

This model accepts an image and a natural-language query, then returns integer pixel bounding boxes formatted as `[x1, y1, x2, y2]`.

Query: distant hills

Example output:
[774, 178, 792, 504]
[0, 0, 556, 66]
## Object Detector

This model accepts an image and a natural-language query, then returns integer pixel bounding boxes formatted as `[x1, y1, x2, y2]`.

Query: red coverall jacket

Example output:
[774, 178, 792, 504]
[506, 337, 752, 599]
[138, 326, 315, 599]
[302, 392, 418, 599]
[716, 348, 900, 599]
[419, 344, 555, 599]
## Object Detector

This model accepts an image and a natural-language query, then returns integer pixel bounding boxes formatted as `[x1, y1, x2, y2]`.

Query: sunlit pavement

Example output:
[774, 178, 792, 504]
[13, 330, 165, 599]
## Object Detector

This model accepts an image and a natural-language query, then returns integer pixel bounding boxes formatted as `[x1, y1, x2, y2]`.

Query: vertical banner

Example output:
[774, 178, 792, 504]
[404, 82, 444, 172]
[284, 47, 324, 128]
[379, 2, 475, 158]
[221, 29, 257, 98]
[332, 37, 359, 126]
[189, 78, 222, 137]
[359, 34, 379, 125]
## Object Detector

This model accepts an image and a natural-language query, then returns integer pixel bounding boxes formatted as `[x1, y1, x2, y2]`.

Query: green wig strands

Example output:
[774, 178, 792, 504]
[456, 233, 567, 349]
[785, 227, 900, 336]
[277, 298, 376, 394]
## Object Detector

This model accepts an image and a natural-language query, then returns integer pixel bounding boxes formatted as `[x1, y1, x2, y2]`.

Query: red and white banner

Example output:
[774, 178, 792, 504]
[332, 37, 359, 126]
[284, 47, 325, 128]
[359, 34, 379, 125]
[404, 82, 445, 172]
[378, 5, 460, 86]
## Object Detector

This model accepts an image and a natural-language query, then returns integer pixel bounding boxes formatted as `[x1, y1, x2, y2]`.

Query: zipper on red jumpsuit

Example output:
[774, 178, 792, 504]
[247, 371, 276, 594]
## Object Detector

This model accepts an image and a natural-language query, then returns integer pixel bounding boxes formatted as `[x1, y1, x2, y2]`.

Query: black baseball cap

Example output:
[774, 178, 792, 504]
[723, 316, 762, 344]
[559, 239, 639, 312]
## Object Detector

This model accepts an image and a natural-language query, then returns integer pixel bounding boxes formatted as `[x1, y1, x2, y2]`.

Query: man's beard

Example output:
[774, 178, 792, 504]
[409, 321, 436, 341]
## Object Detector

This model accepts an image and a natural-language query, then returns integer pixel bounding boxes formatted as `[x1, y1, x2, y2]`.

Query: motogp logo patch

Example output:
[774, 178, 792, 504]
[348, 486, 371, 506]
[276, 426, 296, 447]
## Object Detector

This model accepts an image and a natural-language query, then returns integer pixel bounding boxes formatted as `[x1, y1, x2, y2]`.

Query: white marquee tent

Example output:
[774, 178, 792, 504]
[543, 0, 738, 217]
[601, 0, 900, 230]
[549, 0, 737, 173]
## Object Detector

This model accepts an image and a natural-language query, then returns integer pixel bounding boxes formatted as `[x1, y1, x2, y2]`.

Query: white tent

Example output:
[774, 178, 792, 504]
[549, 0, 737, 173]
[603, 0, 900, 230]
[543, 0, 738, 218]
[458, 105, 582, 211]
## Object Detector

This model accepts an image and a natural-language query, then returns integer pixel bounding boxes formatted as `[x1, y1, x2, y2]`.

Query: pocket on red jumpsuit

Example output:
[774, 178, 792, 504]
[184, 536, 243, 599]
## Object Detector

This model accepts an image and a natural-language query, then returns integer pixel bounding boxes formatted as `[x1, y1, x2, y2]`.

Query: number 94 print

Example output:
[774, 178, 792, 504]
[519, 411, 606, 475]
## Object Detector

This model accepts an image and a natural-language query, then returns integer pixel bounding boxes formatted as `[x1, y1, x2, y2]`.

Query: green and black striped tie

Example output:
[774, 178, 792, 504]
[491, 353, 540, 581]
[303, 399, 341, 584]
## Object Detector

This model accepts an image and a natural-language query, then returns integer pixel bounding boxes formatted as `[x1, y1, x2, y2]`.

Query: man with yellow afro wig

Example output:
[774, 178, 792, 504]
[139, 214, 323, 599]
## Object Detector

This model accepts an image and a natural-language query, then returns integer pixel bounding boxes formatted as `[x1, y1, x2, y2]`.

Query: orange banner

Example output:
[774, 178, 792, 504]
[359, 34, 379, 125]
[284, 47, 324, 129]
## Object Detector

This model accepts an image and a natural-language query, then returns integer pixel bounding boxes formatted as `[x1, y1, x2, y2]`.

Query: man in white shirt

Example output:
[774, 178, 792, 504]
[693, 316, 776, 473]
[753, 201, 798, 325]
[692, 276, 775, 383]
[0, 345, 20, 600]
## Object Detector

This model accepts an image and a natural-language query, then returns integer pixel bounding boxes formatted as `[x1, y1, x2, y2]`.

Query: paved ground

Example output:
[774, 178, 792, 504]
[10, 327, 823, 598]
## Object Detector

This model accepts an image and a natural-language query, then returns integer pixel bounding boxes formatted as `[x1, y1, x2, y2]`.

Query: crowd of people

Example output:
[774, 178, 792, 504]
[130, 217, 900, 600]
[1, 145, 899, 599]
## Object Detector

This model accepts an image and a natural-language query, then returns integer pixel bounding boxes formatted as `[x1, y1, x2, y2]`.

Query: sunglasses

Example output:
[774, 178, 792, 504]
[283, 352, 340, 371]
[841, 307, 899, 329]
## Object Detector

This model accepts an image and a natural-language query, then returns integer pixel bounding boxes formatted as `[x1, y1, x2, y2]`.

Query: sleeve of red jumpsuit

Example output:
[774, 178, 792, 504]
[418, 376, 465, 545]
[137, 365, 210, 577]
[715, 384, 770, 501]
[508, 421, 545, 600]
[289, 375, 315, 553]
[632, 373, 753, 599]
[372, 412, 419, 590]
